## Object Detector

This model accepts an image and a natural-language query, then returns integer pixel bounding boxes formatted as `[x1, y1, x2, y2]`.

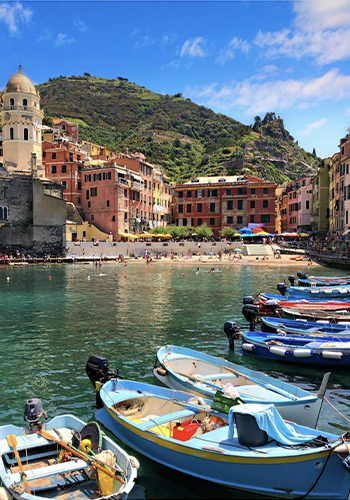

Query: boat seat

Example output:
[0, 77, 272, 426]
[8, 458, 88, 484]
[136, 409, 196, 430]
[200, 373, 237, 381]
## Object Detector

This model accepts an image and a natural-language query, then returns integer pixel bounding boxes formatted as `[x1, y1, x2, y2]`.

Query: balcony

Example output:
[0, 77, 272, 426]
[116, 178, 129, 187]
[130, 181, 143, 191]
[3, 105, 37, 112]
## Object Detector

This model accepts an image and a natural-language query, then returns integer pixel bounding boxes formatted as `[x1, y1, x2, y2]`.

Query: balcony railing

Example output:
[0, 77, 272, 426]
[130, 181, 143, 191]
[3, 105, 37, 112]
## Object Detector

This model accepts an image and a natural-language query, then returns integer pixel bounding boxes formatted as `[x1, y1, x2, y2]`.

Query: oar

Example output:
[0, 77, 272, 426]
[37, 429, 125, 484]
[7, 434, 31, 494]
[219, 364, 297, 401]
[178, 371, 223, 391]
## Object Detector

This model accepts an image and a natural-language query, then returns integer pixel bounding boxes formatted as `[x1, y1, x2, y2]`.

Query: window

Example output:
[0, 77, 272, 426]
[23, 128, 28, 141]
[178, 204, 183, 213]
[10, 128, 14, 140]
[250, 215, 255, 223]
[251, 188, 256, 194]
[187, 191, 192, 198]
[209, 189, 217, 197]
[9, 98, 14, 107]
[210, 218, 215, 226]
[197, 218, 202, 226]
[91, 215, 94, 221]
[61, 165, 67, 173]
[52, 165, 57, 174]
[107, 200, 110, 207]
[0, 206, 8, 220]
[261, 214, 270, 223]
[237, 216, 243, 224]
[178, 191, 183, 198]
[197, 203, 203, 213]
[196, 189, 203, 198]
[88, 201, 91, 208]
[237, 200, 243, 210]
[85, 174, 91, 182]
[112, 215, 115, 221]
[23, 98, 27, 108]
[70, 153, 73, 162]
[90, 187, 97, 197]
[86, 190, 90, 200]
[227, 216, 233, 224]
[209, 202, 215, 212]
[144, 180, 147, 189]
[62, 181, 67, 190]
[227, 200, 233, 210]
[250, 200, 255, 209]
[78, 182, 81, 190]
[306, 200, 310, 210]
[78, 197, 81, 204]
[238, 188, 243, 195]
[187, 204, 192, 213]
[124, 189, 128, 198]
[263, 187, 268, 194]
[52, 153, 56, 160]
[263, 200, 268, 208]
[226, 189, 231, 195]
[124, 213, 128, 222]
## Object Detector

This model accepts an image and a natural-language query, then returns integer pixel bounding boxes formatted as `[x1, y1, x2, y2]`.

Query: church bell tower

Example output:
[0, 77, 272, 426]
[1, 66, 44, 177]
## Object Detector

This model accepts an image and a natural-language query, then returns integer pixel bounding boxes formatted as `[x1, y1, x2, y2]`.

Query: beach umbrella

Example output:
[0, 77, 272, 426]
[233, 233, 241, 237]
[252, 227, 264, 234]
[234, 248, 243, 253]
[239, 227, 253, 235]
[299, 233, 310, 237]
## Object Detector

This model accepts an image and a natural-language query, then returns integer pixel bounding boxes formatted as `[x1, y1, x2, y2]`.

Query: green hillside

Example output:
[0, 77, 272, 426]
[37, 75, 320, 183]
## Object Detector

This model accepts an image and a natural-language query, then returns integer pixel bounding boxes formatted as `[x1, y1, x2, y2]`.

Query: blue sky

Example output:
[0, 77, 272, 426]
[1, 0, 350, 159]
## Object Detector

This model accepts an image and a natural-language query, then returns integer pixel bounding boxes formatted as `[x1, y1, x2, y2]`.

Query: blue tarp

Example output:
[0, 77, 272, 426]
[229, 404, 316, 445]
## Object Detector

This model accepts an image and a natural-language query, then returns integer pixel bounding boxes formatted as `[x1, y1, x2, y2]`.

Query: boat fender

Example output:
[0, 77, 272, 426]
[293, 349, 313, 358]
[0, 487, 12, 500]
[156, 367, 168, 377]
[321, 350, 343, 360]
[269, 346, 289, 356]
[242, 343, 256, 351]
[341, 456, 350, 473]
[129, 456, 140, 469]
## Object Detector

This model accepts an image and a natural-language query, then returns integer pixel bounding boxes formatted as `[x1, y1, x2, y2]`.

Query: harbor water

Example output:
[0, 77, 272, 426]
[1, 261, 350, 499]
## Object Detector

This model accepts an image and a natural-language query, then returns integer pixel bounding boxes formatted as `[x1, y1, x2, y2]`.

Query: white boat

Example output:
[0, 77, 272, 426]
[0, 398, 138, 500]
[152, 345, 329, 428]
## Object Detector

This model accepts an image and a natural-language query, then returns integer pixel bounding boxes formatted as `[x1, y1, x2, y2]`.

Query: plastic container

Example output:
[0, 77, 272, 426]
[234, 412, 269, 447]
[173, 419, 200, 441]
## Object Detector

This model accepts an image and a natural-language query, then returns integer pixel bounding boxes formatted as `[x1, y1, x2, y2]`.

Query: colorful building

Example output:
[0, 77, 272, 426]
[340, 131, 350, 234]
[174, 175, 276, 235]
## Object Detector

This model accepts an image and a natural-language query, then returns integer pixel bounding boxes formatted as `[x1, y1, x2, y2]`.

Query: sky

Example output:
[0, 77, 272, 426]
[1, 0, 350, 160]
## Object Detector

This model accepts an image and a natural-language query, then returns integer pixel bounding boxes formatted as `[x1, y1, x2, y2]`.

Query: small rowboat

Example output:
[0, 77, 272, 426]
[152, 345, 328, 428]
[0, 398, 138, 500]
[284, 284, 350, 298]
[261, 316, 350, 335]
[241, 331, 350, 366]
[92, 377, 350, 499]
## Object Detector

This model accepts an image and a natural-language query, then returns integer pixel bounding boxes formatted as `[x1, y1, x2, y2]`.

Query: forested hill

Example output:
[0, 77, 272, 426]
[37, 75, 321, 183]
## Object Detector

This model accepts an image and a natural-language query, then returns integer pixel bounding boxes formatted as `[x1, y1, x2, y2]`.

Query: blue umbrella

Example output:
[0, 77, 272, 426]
[239, 227, 253, 235]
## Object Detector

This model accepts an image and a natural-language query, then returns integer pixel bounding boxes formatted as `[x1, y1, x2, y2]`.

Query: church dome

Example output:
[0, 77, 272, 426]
[5, 66, 36, 94]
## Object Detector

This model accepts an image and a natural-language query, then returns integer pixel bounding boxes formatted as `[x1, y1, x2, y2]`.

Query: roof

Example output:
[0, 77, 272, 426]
[182, 175, 248, 185]
[5, 66, 36, 94]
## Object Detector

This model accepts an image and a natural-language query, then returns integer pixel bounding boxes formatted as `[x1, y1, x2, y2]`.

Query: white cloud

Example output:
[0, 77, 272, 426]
[54, 34, 76, 47]
[216, 37, 250, 65]
[162, 34, 177, 45]
[180, 37, 207, 58]
[299, 118, 329, 136]
[345, 108, 350, 116]
[74, 20, 87, 33]
[37, 28, 51, 43]
[184, 69, 350, 117]
[161, 60, 180, 71]
[293, 0, 350, 32]
[0, 2, 32, 34]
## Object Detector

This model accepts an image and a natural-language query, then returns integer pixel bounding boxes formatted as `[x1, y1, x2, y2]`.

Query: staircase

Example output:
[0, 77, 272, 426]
[244, 244, 274, 257]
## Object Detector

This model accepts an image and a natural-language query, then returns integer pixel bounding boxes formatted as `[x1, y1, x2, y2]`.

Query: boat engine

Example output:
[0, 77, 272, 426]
[223, 321, 241, 350]
[297, 272, 307, 279]
[242, 304, 260, 331]
[288, 275, 295, 286]
[265, 299, 281, 317]
[277, 283, 287, 295]
[242, 296, 255, 305]
[24, 398, 48, 432]
[86, 355, 122, 388]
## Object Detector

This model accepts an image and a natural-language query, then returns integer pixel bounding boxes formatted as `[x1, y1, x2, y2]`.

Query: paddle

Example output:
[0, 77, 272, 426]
[219, 364, 297, 401]
[178, 371, 223, 391]
[7, 434, 31, 494]
[37, 429, 125, 484]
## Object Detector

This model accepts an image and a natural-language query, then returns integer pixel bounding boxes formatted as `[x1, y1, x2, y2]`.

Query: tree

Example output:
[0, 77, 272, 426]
[195, 223, 213, 239]
[221, 227, 237, 239]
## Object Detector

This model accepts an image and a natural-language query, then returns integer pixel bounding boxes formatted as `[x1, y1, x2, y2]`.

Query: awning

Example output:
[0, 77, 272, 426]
[343, 229, 350, 236]
[119, 232, 138, 239]
[131, 173, 143, 183]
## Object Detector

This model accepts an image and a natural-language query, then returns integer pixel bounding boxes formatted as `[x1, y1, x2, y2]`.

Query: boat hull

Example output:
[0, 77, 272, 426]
[95, 405, 350, 500]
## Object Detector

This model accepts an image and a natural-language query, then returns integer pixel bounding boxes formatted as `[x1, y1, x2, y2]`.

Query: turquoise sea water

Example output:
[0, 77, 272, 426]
[1, 261, 350, 499]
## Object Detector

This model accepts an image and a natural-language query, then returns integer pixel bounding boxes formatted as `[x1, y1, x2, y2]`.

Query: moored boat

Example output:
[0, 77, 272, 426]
[261, 316, 350, 335]
[91, 376, 350, 499]
[278, 283, 350, 298]
[241, 330, 350, 366]
[0, 398, 138, 500]
[152, 345, 328, 428]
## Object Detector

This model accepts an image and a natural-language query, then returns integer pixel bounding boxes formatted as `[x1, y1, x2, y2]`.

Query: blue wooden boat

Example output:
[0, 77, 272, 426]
[261, 292, 350, 302]
[241, 331, 350, 366]
[0, 398, 138, 500]
[281, 283, 350, 298]
[92, 377, 350, 499]
[296, 273, 350, 287]
[261, 316, 350, 335]
[152, 345, 327, 428]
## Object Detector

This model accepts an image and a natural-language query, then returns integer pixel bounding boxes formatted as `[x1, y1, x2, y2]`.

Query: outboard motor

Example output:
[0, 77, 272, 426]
[297, 272, 307, 279]
[277, 283, 288, 295]
[86, 355, 122, 388]
[242, 296, 255, 305]
[288, 275, 295, 286]
[242, 304, 260, 332]
[24, 398, 48, 432]
[223, 321, 241, 350]
[265, 299, 280, 317]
